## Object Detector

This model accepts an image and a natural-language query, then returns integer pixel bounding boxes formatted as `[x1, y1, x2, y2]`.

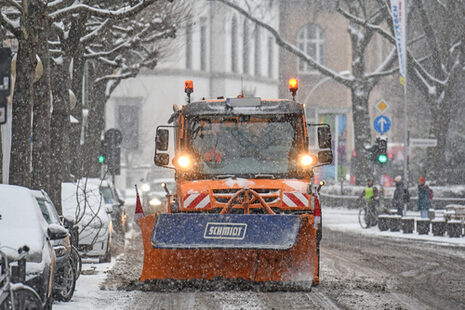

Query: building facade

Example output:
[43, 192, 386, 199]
[278, 1, 403, 183]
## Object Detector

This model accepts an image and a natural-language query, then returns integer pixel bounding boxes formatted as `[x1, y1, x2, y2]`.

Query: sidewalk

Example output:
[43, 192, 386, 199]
[324, 207, 465, 247]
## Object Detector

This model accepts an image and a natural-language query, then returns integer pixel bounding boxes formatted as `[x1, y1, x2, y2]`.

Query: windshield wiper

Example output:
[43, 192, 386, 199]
[254, 174, 276, 179]
[214, 174, 237, 179]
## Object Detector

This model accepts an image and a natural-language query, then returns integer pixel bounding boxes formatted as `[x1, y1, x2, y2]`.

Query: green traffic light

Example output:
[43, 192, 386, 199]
[378, 154, 388, 163]
[98, 155, 105, 163]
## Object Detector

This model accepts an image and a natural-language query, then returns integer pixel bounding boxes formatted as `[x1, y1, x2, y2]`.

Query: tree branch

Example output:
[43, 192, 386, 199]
[1, 0, 22, 12]
[80, 18, 110, 43]
[367, 47, 398, 80]
[0, 9, 20, 36]
[412, 0, 444, 79]
[49, 0, 156, 21]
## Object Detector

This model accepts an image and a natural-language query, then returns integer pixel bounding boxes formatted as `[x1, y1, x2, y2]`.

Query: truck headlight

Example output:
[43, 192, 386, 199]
[300, 153, 317, 167]
[149, 197, 162, 207]
[175, 154, 191, 169]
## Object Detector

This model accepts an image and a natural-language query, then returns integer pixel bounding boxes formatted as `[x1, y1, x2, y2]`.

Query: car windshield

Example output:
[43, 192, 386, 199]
[186, 114, 305, 178]
[100, 187, 114, 204]
[36, 198, 60, 225]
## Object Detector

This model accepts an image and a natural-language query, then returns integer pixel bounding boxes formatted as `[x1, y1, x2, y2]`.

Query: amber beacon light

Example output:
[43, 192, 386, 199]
[185, 80, 194, 103]
[289, 78, 298, 101]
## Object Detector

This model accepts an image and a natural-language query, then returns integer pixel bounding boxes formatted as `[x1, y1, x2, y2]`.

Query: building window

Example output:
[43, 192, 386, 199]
[267, 36, 273, 78]
[200, 23, 207, 71]
[243, 20, 249, 74]
[231, 15, 238, 73]
[186, 26, 192, 69]
[297, 24, 325, 73]
[118, 104, 139, 150]
[254, 26, 261, 76]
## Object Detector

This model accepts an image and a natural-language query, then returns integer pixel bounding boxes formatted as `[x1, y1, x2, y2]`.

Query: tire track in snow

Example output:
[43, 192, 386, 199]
[307, 288, 342, 310]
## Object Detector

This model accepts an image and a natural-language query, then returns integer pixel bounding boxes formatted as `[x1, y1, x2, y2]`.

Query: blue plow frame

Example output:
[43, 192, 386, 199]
[151, 213, 302, 250]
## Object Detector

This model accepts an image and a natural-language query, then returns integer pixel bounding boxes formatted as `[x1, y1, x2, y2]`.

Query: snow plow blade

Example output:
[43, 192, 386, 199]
[139, 213, 318, 284]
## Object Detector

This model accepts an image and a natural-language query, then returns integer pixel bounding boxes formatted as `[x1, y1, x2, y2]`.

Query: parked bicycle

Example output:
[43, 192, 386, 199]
[358, 198, 379, 229]
[0, 246, 43, 310]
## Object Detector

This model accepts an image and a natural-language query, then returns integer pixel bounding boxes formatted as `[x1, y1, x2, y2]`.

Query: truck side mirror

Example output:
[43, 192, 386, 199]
[318, 150, 333, 164]
[155, 153, 170, 166]
[317, 127, 332, 149]
[156, 129, 169, 151]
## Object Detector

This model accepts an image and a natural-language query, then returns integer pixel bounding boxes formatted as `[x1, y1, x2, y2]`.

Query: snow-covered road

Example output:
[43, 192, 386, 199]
[53, 205, 465, 309]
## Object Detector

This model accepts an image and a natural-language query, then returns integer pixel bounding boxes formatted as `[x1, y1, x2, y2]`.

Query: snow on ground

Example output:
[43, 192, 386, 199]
[53, 259, 137, 310]
[324, 207, 465, 247]
[53, 204, 465, 309]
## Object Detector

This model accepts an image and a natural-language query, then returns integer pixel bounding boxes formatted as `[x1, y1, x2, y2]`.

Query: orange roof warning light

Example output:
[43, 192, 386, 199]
[185, 80, 194, 94]
[289, 79, 298, 91]
[289, 78, 298, 101]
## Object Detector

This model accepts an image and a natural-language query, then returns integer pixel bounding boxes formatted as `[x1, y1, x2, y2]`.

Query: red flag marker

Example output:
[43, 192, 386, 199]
[134, 184, 145, 224]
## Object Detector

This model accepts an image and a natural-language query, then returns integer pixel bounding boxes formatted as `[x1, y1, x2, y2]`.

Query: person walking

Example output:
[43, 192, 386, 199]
[418, 176, 433, 218]
[392, 176, 410, 216]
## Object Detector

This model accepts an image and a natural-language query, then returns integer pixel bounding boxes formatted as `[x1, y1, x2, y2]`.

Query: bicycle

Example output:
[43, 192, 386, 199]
[358, 198, 379, 229]
[0, 246, 43, 310]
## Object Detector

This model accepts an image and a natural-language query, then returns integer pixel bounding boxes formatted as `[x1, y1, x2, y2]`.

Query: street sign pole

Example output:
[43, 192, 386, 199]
[403, 58, 409, 216]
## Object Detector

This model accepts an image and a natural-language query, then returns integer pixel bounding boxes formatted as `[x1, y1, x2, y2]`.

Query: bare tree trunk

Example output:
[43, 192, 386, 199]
[68, 16, 86, 179]
[9, 1, 39, 187]
[347, 9, 377, 185]
[49, 59, 72, 215]
[426, 98, 452, 184]
[351, 88, 374, 184]
[82, 64, 106, 178]
[31, 2, 51, 192]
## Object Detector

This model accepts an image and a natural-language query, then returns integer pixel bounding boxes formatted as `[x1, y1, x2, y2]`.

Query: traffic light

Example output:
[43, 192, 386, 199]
[101, 129, 122, 175]
[371, 137, 388, 165]
[99, 138, 109, 163]
[377, 137, 388, 164]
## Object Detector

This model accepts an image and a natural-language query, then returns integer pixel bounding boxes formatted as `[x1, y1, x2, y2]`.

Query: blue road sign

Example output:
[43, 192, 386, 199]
[374, 115, 391, 134]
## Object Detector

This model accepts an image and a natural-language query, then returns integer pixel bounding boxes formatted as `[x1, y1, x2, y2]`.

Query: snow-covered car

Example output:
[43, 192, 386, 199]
[32, 190, 76, 302]
[87, 178, 126, 234]
[141, 178, 176, 214]
[0, 184, 67, 309]
[62, 181, 112, 262]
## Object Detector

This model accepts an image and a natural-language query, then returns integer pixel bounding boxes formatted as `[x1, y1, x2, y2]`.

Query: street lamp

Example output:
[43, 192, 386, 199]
[303, 71, 350, 106]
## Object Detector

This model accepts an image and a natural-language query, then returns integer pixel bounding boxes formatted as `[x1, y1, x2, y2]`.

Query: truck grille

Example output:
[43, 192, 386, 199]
[212, 188, 280, 204]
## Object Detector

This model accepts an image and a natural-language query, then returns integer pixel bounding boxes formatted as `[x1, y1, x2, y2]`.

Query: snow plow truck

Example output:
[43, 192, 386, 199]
[138, 79, 333, 289]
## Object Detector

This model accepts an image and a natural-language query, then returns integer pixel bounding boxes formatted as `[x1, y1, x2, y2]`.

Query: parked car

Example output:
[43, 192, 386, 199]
[32, 190, 77, 302]
[87, 178, 126, 234]
[62, 181, 112, 263]
[141, 178, 176, 214]
[0, 184, 67, 309]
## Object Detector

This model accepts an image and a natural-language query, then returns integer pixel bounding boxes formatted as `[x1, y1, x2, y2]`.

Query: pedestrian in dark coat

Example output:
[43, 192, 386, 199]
[418, 176, 433, 218]
[393, 176, 409, 216]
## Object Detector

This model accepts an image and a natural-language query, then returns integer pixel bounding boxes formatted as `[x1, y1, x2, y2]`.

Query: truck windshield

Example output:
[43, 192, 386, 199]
[186, 114, 305, 178]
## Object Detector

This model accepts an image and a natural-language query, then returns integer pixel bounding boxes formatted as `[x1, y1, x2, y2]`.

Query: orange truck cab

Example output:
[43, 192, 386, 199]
[139, 80, 333, 289]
